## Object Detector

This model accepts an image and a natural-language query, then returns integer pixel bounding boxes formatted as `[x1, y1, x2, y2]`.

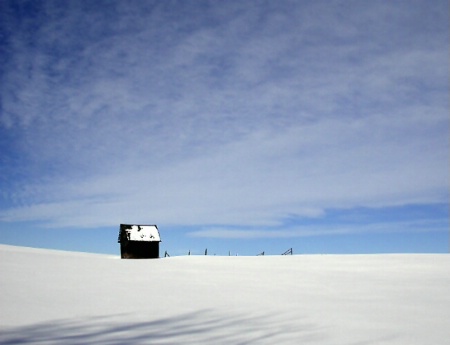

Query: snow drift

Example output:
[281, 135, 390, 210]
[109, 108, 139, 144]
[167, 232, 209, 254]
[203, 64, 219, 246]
[0, 244, 449, 344]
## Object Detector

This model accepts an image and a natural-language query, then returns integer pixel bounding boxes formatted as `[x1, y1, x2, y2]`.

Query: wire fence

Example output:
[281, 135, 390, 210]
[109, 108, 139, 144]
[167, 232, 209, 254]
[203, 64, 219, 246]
[282, 248, 293, 255]
[163, 248, 293, 258]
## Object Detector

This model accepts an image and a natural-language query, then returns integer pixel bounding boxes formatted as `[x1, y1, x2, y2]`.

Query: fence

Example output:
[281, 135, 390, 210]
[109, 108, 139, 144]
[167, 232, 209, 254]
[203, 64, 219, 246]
[281, 248, 293, 255]
[162, 248, 294, 257]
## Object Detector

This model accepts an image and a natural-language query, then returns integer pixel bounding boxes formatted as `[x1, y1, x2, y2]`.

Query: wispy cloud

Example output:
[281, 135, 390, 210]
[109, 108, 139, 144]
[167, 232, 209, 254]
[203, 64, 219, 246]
[188, 218, 447, 239]
[0, 1, 448, 235]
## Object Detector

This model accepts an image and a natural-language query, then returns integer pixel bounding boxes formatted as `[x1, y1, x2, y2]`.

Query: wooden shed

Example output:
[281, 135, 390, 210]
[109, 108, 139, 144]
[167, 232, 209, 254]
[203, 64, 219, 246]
[118, 224, 161, 259]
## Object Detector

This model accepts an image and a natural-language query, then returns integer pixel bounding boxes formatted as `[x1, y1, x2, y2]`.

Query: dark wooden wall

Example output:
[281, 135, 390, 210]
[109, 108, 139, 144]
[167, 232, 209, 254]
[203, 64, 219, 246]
[120, 241, 159, 259]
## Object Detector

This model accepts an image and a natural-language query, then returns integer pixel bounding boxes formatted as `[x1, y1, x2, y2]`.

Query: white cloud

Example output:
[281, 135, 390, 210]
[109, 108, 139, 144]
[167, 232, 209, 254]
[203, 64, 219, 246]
[1, 112, 447, 228]
[0, 1, 448, 232]
[188, 218, 446, 239]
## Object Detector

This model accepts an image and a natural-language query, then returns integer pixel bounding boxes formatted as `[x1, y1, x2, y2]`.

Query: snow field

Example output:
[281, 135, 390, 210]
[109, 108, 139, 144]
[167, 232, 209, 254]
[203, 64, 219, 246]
[0, 245, 449, 344]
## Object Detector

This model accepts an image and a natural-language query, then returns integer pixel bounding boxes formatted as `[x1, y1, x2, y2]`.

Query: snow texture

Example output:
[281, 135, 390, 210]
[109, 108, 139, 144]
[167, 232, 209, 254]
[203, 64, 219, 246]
[123, 225, 161, 242]
[0, 244, 449, 344]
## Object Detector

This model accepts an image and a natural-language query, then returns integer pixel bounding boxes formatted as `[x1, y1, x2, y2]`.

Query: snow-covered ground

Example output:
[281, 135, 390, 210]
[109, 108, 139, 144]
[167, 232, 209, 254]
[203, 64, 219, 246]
[0, 244, 449, 344]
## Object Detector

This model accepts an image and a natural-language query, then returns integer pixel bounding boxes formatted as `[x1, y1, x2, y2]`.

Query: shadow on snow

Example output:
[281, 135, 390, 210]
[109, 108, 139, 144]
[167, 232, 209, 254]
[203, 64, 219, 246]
[0, 310, 325, 344]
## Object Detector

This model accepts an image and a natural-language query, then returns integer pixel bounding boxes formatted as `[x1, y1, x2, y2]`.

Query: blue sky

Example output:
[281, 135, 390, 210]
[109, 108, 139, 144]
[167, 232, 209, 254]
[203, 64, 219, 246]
[0, 0, 448, 256]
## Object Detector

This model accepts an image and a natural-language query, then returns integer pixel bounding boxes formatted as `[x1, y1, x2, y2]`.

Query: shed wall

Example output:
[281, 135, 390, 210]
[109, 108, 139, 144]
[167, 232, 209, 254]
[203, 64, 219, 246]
[120, 241, 159, 259]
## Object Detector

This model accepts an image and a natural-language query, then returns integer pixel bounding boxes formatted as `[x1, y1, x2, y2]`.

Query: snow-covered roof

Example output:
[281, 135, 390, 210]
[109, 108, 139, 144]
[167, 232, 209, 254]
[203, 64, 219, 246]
[119, 224, 161, 242]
